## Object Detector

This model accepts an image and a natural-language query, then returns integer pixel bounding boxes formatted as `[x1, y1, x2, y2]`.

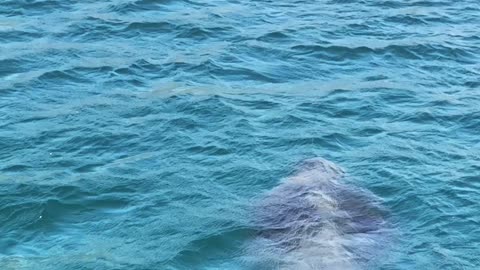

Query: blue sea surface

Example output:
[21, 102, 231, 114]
[1, 0, 479, 269]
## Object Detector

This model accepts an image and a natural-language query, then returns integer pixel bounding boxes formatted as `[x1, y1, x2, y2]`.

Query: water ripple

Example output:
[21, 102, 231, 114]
[1, 0, 480, 269]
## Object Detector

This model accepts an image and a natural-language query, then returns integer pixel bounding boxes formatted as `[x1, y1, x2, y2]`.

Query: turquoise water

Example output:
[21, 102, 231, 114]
[1, 0, 479, 269]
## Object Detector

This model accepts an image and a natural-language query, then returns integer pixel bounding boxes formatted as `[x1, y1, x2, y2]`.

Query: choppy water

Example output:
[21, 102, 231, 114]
[1, 0, 479, 269]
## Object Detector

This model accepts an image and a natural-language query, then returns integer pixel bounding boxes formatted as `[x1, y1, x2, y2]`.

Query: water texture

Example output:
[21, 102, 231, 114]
[1, 0, 479, 269]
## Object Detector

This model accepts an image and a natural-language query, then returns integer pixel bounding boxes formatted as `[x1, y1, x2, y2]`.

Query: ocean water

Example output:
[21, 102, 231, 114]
[1, 0, 479, 269]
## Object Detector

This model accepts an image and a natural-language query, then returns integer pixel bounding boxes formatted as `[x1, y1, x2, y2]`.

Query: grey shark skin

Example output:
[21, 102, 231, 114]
[253, 158, 389, 270]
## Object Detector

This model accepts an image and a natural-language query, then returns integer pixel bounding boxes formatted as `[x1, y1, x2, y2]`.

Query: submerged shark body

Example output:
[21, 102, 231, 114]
[253, 158, 390, 270]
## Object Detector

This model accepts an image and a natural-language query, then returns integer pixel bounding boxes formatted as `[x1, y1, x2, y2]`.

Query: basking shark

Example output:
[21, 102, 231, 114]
[251, 158, 390, 270]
